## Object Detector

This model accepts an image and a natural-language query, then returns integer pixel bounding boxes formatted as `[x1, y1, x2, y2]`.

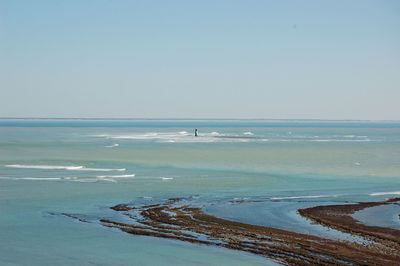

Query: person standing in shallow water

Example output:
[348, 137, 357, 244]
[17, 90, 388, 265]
[194, 129, 198, 137]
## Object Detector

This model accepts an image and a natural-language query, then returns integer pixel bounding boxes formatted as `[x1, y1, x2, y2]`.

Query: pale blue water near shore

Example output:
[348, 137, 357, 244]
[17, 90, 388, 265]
[1, 119, 400, 265]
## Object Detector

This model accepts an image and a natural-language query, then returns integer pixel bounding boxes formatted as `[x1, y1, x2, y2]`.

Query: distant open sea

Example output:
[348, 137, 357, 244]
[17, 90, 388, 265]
[1, 119, 399, 265]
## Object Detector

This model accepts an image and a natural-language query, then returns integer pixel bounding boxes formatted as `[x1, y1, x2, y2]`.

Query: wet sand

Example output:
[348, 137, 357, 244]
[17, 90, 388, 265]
[96, 198, 400, 265]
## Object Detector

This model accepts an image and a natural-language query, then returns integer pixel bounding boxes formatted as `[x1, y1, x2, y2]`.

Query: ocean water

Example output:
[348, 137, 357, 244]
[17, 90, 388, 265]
[0, 119, 399, 265]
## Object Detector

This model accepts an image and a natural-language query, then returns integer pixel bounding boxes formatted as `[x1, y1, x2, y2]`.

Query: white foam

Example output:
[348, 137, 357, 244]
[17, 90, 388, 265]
[105, 143, 119, 148]
[161, 177, 173, 181]
[369, 191, 400, 196]
[232, 197, 250, 202]
[343, 135, 368, 138]
[354, 162, 361, 166]
[97, 174, 135, 178]
[70, 178, 116, 183]
[5, 164, 83, 170]
[5, 164, 125, 172]
[270, 194, 339, 200]
[310, 139, 371, 142]
[70, 178, 98, 183]
[98, 178, 117, 183]
[63, 176, 78, 180]
[93, 131, 267, 143]
[0, 175, 121, 183]
[20, 177, 62, 181]
[92, 131, 377, 144]
[109, 132, 182, 140]
[93, 134, 110, 138]
[0, 176, 62, 181]
[79, 167, 126, 172]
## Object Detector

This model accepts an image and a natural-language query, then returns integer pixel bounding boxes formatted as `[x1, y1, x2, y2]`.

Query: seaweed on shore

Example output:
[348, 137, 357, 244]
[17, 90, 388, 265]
[92, 198, 400, 266]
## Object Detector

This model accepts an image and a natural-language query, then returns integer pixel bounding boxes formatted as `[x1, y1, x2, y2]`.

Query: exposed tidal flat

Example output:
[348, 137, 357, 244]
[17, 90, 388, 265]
[0, 119, 400, 265]
[98, 197, 400, 265]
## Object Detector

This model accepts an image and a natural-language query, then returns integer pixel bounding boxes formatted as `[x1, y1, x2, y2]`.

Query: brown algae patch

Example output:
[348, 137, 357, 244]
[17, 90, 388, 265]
[95, 198, 400, 265]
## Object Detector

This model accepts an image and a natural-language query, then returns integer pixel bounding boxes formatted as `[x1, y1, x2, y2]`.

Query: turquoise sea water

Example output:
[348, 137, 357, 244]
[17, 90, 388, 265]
[1, 119, 399, 265]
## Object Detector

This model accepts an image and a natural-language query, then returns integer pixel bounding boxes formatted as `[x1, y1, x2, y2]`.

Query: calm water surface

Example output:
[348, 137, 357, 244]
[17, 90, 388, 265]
[1, 119, 399, 265]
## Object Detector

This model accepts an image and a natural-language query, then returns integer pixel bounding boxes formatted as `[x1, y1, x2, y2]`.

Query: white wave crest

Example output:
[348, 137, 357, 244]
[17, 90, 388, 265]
[93, 131, 265, 143]
[0, 176, 62, 181]
[343, 135, 368, 138]
[70, 178, 116, 183]
[369, 191, 400, 196]
[79, 167, 126, 172]
[21, 177, 62, 181]
[98, 178, 117, 183]
[0, 176, 121, 183]
[105, 143, 119, 148]
[270, 194, 339, 200]
[97, 174, 135, 178]
[5, 164, 84, 170]
[70, 178, 98, 183]
[243, 132, 254, 136]
[310, 139, 371, 142]
[5, 164, 126, 172]
[93, 134, 110, 138]
[63, 176, 78, 180]
[161, 177, 173, 181]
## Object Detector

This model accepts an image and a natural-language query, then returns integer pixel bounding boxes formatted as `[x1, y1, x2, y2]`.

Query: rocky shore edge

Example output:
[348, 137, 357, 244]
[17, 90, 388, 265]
[95, 197, 400, 265]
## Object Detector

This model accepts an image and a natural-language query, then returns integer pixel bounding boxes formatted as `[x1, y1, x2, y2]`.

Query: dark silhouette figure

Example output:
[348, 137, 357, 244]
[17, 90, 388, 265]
[194, 129, 198, 137]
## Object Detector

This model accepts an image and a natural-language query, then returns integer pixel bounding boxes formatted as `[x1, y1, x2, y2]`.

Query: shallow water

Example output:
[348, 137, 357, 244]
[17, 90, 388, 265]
[205, 199, 367, 243]
[353, 204, 400, 229]
[1, 119, 399, 265]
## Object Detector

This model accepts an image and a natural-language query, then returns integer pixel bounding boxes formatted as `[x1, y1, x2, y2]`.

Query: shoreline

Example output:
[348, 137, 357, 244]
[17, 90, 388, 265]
[298, 198, 400, 246]
[92, 198, 400, 265]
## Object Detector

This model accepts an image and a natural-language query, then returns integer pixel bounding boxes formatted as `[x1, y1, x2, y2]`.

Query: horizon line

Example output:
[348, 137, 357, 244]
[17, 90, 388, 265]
[0, 117, 399, 122]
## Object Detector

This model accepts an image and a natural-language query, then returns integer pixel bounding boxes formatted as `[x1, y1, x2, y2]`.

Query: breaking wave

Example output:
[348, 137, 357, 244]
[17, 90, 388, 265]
[105, 143, 119, 148]
[5, 164, 83, 170]
[91, 131, 378, 143]
[97, 174, 135, 178]
[79, 167, 126, 172]
[0, 176, 125, 183]
[5, 164, 126, 172]
[0, 176, 62, 181]
[92, 131, 261, 143]
[369, 191, 400, 196]
[270, 194, 340, 200]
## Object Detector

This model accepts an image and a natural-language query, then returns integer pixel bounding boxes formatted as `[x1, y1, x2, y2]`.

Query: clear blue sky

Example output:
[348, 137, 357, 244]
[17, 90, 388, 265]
[0, 0, 399, 119]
